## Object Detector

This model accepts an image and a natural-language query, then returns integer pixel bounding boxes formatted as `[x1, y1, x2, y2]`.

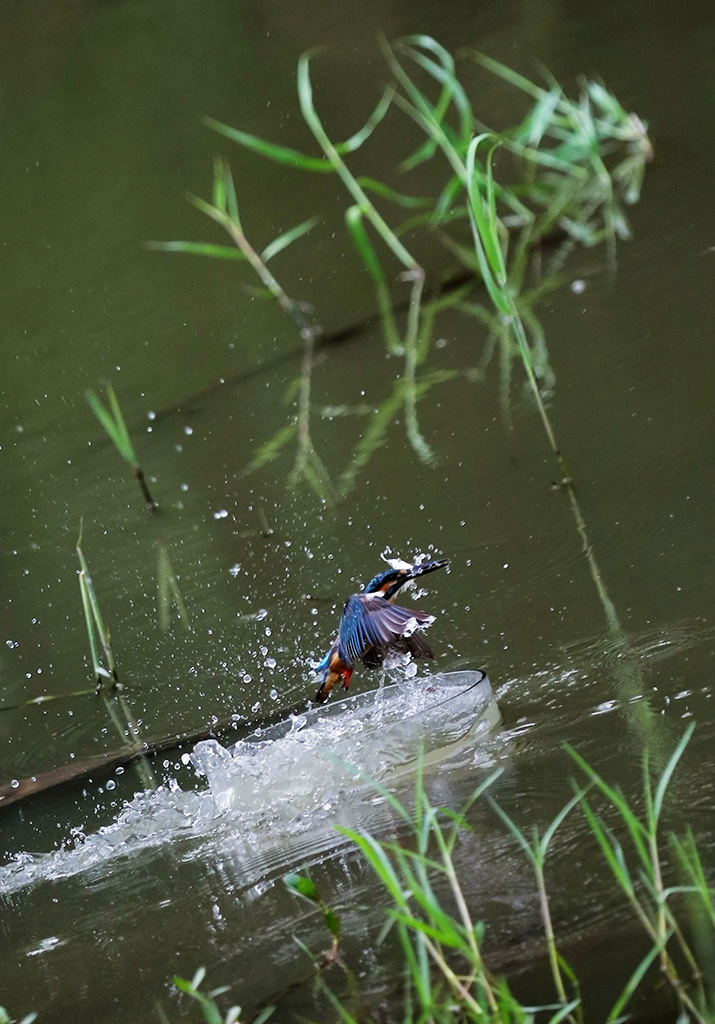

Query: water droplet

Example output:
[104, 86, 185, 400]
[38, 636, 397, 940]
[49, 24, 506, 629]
[106, 780, 116, 791]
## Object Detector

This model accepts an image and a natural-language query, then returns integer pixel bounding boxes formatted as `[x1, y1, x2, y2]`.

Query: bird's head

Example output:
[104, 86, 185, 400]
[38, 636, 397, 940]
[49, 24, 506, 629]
[364, 558, 448, 601]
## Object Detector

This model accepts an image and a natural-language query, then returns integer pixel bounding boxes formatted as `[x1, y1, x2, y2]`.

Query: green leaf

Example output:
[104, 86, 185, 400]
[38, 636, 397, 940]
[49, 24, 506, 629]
[653, 721, 695, 824]
[344, 205, 402, 355]
[283, 872, 319, 903]
[85, 386, 137, 466]
[212, 156, 226, 213]
[489, 798, 538, 868]
[323, 908, 341, 940]
[190, 967, 207, 990]
[251, 1007, 276, 1024]
[470, 51, 548, 102]
[387, 909, 464, 949]
[335, 87, 394, 153]
[260, 216, 320, 262]
[147, 241, 246, 260]
[399, 36, 474, 144]
[355, 177, 432, 209]
[607, 929, 672, 1022]
[204, 116, 332, 172]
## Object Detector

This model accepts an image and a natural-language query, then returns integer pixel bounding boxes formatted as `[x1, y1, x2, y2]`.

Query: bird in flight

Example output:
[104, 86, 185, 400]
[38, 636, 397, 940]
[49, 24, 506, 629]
[313, 558, 448, 703]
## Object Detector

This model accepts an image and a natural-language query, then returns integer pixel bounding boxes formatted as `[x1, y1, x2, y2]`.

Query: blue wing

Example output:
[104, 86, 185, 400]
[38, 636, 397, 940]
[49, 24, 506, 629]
[337, 594, 434, 667]
[313, 647, 333, 674]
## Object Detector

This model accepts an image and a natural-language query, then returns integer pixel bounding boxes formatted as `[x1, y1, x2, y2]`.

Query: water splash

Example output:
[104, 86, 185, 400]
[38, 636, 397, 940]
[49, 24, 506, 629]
[0, 672, 500, 896]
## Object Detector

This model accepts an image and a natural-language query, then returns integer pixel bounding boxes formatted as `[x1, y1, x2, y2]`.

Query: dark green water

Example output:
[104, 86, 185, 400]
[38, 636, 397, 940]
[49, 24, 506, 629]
[1, 0, 714, 1020]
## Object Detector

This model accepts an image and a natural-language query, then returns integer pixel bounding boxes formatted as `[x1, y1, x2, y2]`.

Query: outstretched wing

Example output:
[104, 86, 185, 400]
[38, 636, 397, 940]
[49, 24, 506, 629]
[338, 594, 435, 667]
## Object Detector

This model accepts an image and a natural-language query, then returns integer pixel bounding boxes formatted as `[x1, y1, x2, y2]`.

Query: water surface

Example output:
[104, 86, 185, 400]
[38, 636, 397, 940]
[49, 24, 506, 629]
[1, 0, 714, 1020]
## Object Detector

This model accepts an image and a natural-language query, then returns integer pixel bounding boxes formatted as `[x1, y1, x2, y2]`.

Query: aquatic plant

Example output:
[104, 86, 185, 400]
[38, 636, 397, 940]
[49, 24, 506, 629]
[163, 728, 710, 1023]
[76, 523, 119, 691]
[338, 763, 579, 1024]
[76, 524, 156, 789]
[283, 871, 342, 965]
[169, 968, 274, 1024]
[85, 382, 157, 509]
[150, 157, 332, 502]
[156, 36, 651, 499]
[568, 722, 715, 1022]
[290, 729, 708, 1023]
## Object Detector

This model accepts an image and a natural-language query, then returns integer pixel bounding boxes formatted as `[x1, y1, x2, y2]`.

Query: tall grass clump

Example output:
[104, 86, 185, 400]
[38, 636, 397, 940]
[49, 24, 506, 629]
[337, 764, 581, 1024]
[569, 722, 715, 1022]
[86, 382, 157, 509]
[166, 729, 712, 1023]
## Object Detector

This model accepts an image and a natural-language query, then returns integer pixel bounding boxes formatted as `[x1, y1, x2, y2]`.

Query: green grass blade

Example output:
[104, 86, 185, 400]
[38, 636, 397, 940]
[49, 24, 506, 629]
[355, 177, 432, 209]
[567, 745, 651, 860]
[577, 795, 635, 898]
[653, 722, 695, 824]
[607, 929, 672, 1022]
[465, 135, 509, 308]
[85, 388, 137, 466]
[106, 383, 138, 463]
[212, 155, 226, 213]
[221, 157, 240, 223]
[470, 51, 549, 102]
[519, 86, 563, 146]
[345, 205, 402, 355]
[541, 787, 589, 858]
[387, 910, 464, 950]
[260, 215, 320, 262]
[173, 976, 224, 1024]
[78, 572, 106, 680]
[399, 36, 474, 143]
[489, 799, 538, 867]
[335, 86, 394, 153]
[548, 999, 582, 1024]
[147, 241, 247, 260]
[186, 192, 230, 230]
[342, 828, 407, 906]
[297, 50, 418, 272]
[204, 116, 331, 172]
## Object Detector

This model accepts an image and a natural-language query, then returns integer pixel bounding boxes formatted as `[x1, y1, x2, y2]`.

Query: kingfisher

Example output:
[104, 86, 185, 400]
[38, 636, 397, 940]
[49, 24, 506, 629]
[313, 558, 448, 704]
